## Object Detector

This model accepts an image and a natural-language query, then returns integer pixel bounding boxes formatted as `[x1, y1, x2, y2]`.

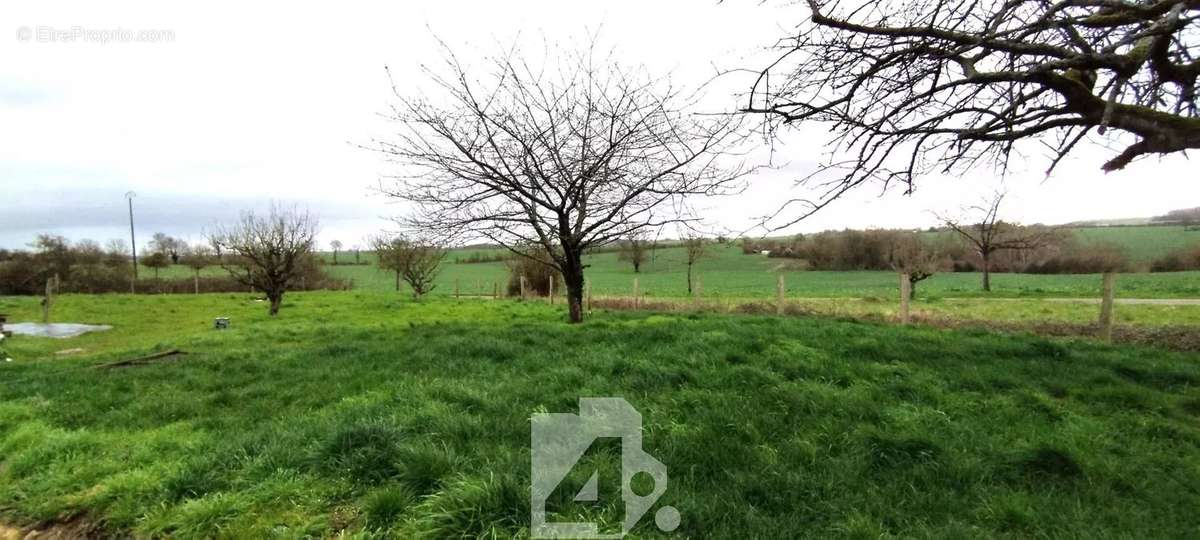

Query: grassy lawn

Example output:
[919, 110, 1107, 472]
[1, 293, 1198, 537]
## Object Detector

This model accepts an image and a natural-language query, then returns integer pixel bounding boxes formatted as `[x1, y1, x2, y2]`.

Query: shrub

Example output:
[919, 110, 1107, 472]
[1151, 244, 1200, 272]
[453, 251, 510, 264]
[66, 264, 134, 293]
[1026, 241, 1129, 274]
[0, 256, 350, 296]
[504, 246, 562, 297]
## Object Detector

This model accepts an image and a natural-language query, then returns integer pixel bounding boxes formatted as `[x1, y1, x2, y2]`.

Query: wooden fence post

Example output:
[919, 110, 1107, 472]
[520, 275, 527, 299]
[454, 279, 460, 299]
[585, 280, 592, 312]
[493, 282, 499, 300]
[776, 273, 786, 315]
[632, 277, 640, 309]
[1099, 272, 1116, 342]
[548, 278, 554, 305]
[899, 273, 911, 325]
[42, 278, 53, 324]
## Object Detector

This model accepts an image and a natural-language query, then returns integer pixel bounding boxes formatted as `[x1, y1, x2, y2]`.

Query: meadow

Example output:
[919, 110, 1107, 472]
[320, 243, 1200, 300]
[1071, 224, 1198, 263]
[144, 224, 1200, 301]
[0, 292, 1198, 537]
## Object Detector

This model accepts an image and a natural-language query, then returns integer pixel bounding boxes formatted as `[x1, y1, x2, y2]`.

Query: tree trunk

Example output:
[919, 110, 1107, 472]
[395, 270, 401, 292]
[687, 263, 693, 294]
[194, 270, 200, 294]
[268, 291, 283, 316]
[562, 250, 586, 324]
[980, 252, 992, 292]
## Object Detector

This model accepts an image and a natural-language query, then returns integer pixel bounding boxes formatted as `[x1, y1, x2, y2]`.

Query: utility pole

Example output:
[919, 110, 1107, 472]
[126, 191, 138, 280]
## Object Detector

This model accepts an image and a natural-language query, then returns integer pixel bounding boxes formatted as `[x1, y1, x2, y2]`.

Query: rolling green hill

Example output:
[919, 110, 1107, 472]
[1070, 225, 1197, 263]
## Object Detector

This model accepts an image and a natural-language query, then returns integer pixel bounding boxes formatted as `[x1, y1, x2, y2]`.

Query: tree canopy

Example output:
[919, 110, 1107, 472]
[746, 0, 1200, 227]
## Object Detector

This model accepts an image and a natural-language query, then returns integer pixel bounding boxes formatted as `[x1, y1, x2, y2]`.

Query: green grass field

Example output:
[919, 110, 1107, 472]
[1070, 225, 1199, 263]
[0, 292, 1198, 537]
[142, 225, 1200, 301]
[310, 243, 1200, 300]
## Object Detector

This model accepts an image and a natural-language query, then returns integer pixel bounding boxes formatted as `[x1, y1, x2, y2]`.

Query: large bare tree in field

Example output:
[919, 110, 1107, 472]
[937, 192, 1060, 291]
[375, 42, 749, 323]
[746, 0, 1200, 227]
[209, 205, 318, 316]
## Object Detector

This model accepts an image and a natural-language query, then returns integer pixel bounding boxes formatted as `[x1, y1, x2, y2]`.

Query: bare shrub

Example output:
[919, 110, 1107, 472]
[1027, 241, 1130, 274]
[1151, 244, 1200, 273]
[505, 246, 562, 297]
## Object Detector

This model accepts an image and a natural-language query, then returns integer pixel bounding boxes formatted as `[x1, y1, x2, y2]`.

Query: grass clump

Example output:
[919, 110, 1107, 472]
[320, 419, 407, 485]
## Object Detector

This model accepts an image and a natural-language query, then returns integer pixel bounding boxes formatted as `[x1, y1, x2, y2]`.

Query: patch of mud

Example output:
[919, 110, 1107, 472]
[5, 323, 111, 339]
[0, 516, 102, 539]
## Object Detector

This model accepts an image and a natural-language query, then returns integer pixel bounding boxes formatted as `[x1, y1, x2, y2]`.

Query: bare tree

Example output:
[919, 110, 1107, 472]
[330, 240, 343, 265]
[103, 239, 130, 268]
[746, 0, 1200, 227]
[682, 235, 708, 294]
[209, 205, 319, 316]
[73, 239, 104, 265]
[617, 233, 650, 274]
[371, 234, 445, 297]
[182, 245, 214, 294]
[937, 192, 1058, 291]
[374, 40, 749, 322]
[142, 251, 170, 279]
[149, 233, 185, 265]
[887, 233, 947, 300]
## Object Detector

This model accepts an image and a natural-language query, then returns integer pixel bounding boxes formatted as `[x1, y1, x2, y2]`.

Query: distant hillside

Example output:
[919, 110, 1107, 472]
[1066, 207, 1200, 228]
[1071, 225, 1198, 263]
[1063, 217, 1156, 227]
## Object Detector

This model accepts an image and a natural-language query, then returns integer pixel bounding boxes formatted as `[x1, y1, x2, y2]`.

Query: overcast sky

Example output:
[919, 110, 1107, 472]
[3, 1, 1196, 250]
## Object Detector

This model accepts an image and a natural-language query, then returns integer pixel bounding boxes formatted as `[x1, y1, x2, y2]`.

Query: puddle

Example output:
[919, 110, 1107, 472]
[5, 323, 112, 338]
